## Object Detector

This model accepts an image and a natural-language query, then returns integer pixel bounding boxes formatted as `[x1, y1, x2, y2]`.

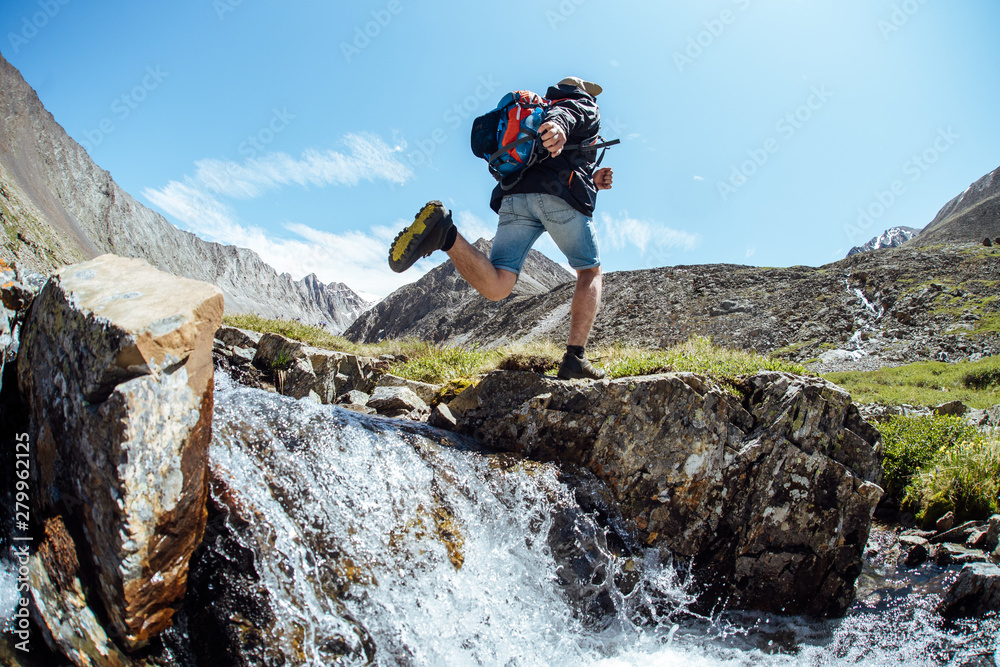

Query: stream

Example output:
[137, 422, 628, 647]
[1, 370, 998, 665]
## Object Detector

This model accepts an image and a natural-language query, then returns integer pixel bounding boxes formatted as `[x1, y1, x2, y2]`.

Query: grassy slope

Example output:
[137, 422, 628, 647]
[823, 356, 1000, 409]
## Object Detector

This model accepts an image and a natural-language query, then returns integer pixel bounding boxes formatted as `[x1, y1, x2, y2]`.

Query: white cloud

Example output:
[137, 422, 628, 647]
[192, 133, 412, 199]
[143, 175, 435, 297]
[454, 210, 495, 243]
[746, 246, 756, 258]
[694, 175, 705, 181]
[599, 212, 699, 257]
[141, 133, 432, 298]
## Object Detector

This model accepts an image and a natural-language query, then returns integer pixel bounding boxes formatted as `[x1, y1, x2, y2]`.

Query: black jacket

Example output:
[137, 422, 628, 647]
[489, 84, 602, 216]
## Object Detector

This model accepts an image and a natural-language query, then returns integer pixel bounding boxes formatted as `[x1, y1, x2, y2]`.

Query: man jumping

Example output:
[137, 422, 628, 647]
[388, 76, 614, 380]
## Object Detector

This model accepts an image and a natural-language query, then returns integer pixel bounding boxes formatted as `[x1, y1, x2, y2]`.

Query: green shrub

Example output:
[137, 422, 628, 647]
[963, 357, 1000, 390]
[905, 432, 1000, 526]
[878, 414, 983, 499]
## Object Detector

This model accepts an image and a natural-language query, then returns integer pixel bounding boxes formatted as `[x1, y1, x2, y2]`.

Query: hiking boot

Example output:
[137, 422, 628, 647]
[388, 200, 456, 273]
[557, 352, 606, 380]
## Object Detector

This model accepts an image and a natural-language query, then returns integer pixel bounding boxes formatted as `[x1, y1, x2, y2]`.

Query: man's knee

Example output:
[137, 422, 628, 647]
[576, 266, 602, 282]
[483, 269, 518, 301]
[483, 286, 513, 302]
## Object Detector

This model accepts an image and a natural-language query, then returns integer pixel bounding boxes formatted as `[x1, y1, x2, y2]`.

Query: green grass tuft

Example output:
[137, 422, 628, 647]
[963, 357, 1000, 390]
[389, 347, 505, 384]
[600, 336, 807, 381]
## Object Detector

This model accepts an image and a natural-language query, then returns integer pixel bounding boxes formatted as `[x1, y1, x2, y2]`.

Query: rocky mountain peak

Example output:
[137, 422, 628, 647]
[847, 226, 920, 257]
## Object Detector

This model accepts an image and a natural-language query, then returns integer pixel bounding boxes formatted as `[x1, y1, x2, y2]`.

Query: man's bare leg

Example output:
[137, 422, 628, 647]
[568, 267, 602, 347]
[446, 233, 518, 302]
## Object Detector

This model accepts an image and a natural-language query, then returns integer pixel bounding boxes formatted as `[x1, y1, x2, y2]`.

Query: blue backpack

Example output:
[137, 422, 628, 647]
[470, 90, 618, 191]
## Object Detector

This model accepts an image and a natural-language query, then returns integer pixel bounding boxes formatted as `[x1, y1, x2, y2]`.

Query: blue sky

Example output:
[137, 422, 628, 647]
[3, 0, 999, 299]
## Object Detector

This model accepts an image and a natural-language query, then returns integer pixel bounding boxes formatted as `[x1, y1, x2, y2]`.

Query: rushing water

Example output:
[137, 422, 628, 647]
[1, 373, 995, 664]
[207, 372, 998, 666]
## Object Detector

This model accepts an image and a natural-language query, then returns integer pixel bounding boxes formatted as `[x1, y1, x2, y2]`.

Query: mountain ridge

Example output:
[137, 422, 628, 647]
[347, 166, 1000, 368]
[0, 52, 368, 332]
[345, 238, 573, 343]
[909, 165, 1000, 247]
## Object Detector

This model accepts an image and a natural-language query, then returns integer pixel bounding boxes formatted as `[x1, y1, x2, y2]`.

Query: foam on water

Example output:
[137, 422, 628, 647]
[0, 557, 20, 633]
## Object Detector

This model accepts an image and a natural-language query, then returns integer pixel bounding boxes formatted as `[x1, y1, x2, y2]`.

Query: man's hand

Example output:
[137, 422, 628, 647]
[539, 121, 567, 157]
[595, 167, 614, 190]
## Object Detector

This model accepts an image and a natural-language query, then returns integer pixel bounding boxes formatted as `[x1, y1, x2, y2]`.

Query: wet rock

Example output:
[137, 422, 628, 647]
[428, 403, 458, 430]
[340, 403, 377, 415]
[28, 517, 130, 666]
[377, 374, 442, 406]
[232, 346, 256, 363]
[18, 254, 223, 649]
[253, 332, 304, 373]
[900, 528, 936, 540]
[447, 382, 482, 417]
[337, 389, 376, 415]
[966, 515, 1000, 553]
[903, 542, 929, 568]
[367, 386, 428, 419]
[249, 332, 379, 402]
[935, 544, 989, 567]
[935, 512, 956, 532]
[967, 528, 991, 550]
[898, 534, 930, 551]
[547, 499, 615, 620]
[985, 515, 1000, 552]
[338, 389, 371, 407]
[932, 520, 980, 545]
[455, 370, 883, 617]
[937, 563, 1000, 618]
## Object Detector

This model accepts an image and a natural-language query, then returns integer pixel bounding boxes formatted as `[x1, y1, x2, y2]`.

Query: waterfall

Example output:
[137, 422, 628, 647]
[843, 275, 885, 354]
[190, 371, 999, 666]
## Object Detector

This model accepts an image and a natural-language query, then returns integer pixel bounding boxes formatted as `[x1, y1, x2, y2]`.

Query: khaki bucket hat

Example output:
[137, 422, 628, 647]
[558, 76, 603, 97]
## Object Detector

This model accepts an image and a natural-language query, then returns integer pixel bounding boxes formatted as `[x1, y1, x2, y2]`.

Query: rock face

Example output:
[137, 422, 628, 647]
[937, 563, 1000, 618]
[18, 254, 223, 649]
[910, 165, 1000, 248]
[28, 518, 129, 666]
[454, 370, 884, 616]
[345, 238, 572, 344]
[847, 226, 920, 257]
[0, 53, 368, 332]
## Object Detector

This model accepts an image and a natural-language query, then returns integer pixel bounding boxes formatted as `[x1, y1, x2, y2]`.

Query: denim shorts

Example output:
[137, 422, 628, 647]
[490, 193, 601, 274]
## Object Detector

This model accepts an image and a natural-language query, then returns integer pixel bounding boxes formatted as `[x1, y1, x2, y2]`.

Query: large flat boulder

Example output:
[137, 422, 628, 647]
[455, 370, 884, 617]
[18, 254, 223, 649]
